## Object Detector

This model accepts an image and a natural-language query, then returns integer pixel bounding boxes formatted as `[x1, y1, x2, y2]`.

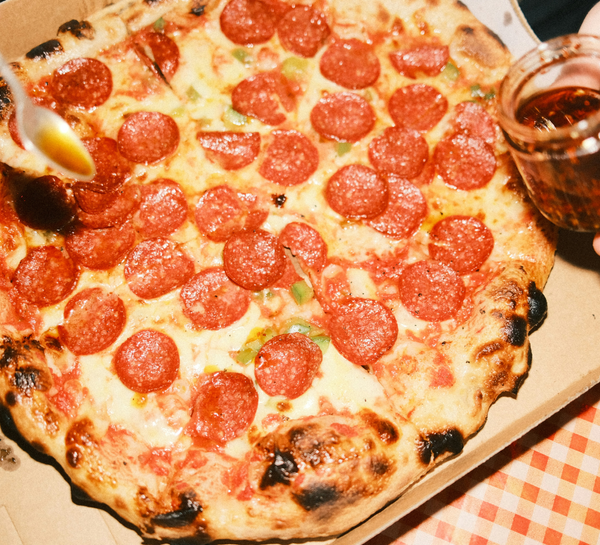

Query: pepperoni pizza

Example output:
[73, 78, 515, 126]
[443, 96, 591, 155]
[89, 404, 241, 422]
[0, 0, 556, 542]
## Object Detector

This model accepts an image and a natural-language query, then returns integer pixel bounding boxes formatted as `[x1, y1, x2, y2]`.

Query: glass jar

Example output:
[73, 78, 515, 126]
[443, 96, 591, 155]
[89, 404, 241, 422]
[498, 34, 600, 231]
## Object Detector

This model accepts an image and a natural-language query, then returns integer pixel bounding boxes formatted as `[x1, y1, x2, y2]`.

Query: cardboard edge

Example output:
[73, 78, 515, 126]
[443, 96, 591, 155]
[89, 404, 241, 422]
[0, 0, 110, 60]
[333, 367, 600, 545]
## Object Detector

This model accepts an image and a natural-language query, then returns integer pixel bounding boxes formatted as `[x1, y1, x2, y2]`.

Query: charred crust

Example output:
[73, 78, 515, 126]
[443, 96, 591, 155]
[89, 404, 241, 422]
[4, 391, 17, 407]
[152, 492, 203, 529]
[474, 341, 503, 362]
[502, 315, 528, 347]
[0, 344, 19, 369]
[57, 20, 95, 40]
[527, 282, 547, 332]
[0, 79, 12, 120]
[26, 39, 64, 60]
[360, 410, 399, 445]
[66, 446, 84, 468]
[293, 484, 340, 512]
[418, 428, 464, 465]
[11, 366, 50, 394]
[260, 449, 298, 489]
[368, 455, 392, 476]
[288, 425, 338, 468]
[144, 0, 164, 5]
[493, 281, 524, 310]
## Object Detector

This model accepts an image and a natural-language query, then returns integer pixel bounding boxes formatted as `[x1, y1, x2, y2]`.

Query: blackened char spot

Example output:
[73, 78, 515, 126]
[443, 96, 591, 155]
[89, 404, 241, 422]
[0, 345, 18, 369]
[527, 282, 547, 332]
[418, 428, 464, 465]
[191, 3, 206, 16]
[260, 449, 298, 489]
[0, 81, 11, 119]
[15, 176, 75, 231]
[26, 39, 63, 60]
[5, 391, 17, 406]
[294, 484, 340, 511]
[369, 455, 392, 476]
[152, 492, 203, 528]
[11, 367, 44, 394]
[58, 20, 94, 40]
[502, 315, 527, 347]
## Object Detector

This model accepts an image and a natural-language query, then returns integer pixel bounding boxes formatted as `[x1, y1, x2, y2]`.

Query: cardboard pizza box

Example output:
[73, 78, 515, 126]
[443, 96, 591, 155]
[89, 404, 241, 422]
[1, 1, 599, 544]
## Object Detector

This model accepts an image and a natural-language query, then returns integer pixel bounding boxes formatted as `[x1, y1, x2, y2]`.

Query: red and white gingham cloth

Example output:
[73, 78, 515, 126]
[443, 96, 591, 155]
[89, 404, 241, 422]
[368, 383, 600, 545]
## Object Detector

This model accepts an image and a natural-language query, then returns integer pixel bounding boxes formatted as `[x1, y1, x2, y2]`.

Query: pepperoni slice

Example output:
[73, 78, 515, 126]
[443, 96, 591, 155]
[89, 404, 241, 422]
[389, 45, 449, 79]
[13, 246, 78, 307]
[328, 298, 398, 366]
[220, 0, 288, 45]
[320, 38, 380, 89]
[428, 215, 494, 274]
[15, 175, 75, 231]
[389, 84, 448, 132]
[135, 179, 188, 238]
[65, 221, 136, 270]
[310, 92, 375, 142]
[117, 111, 179, 164]
[280, 222, 328, 272]
[452, 101, 497, 145]
[398, 260, 466, 322]
[114, 330, 179, 393]
[124, 238, 195, 299]
[223, 229, 286, 291]
[277, 5, 330, 58]
[73, 185, 119, 214]
[79, 137, 132, 193]
[77, 184, 141, 229]
[58, 288, 126, 355]
[433, 133, 496, 190]
[255, 333, 322, 399]
[325, 164, 389, 220]
[133, 30, 180, 82]
[259, 130, 319, 186]
[180, 268, 251, 330]
[49, 58, 112, 109]
[368, 127, 428, 178]
[367, 176, 427, 239]
[196, 131, 260, 170]
[231, 72, 293, 126]
[194, 185, 266, 242]
[188, 371, 258, 445]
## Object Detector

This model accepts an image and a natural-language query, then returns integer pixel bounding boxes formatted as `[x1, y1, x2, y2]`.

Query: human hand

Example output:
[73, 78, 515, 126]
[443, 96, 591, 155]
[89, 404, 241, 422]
[580, 2, 600, 256]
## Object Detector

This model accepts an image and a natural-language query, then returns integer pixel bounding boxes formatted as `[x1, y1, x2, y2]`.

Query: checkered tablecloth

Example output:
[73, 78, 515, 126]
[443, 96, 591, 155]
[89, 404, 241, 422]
[368, 383, 600, 545]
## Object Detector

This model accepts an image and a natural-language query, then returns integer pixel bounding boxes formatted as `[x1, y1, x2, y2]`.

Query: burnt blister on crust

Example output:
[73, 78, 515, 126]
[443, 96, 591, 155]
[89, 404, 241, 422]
[418, 428, 464, 465]
[502, 315, 528, 347]
[151, 491, 203, 529]
[58, 20, 95, 40]
[260, 449, 298, 489]
[293, 483, 341, 512]
[0, 79, 12, 120]
[527, 282, 548, 332]
[360, 410, 399, 445]
[25, 39, 64, 60]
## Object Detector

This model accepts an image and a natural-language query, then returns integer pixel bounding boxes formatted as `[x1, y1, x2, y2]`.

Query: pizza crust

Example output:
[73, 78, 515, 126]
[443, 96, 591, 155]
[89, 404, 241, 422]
[0, 0, 556, 542]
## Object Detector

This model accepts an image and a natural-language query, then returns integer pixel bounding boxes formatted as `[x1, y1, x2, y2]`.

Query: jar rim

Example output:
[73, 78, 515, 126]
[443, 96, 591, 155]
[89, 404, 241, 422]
[498, 33, 600, 144]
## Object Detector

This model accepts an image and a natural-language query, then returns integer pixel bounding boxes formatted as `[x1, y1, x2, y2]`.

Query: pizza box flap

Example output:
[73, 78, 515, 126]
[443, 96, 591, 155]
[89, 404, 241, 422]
[1, 1, 600, 545]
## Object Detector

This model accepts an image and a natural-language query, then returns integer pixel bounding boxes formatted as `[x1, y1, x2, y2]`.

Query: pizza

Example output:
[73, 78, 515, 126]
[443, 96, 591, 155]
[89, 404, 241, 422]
[0, 0, 557, 542]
